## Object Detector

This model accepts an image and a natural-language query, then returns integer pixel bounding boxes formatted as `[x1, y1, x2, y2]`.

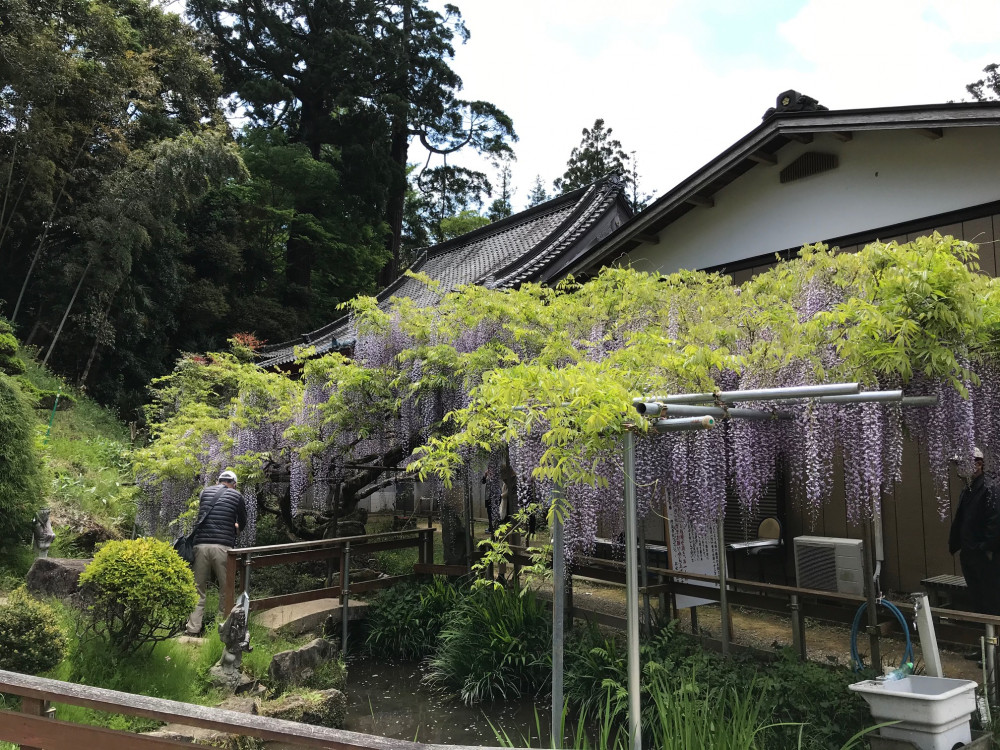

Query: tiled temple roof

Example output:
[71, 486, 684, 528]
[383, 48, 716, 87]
[258, 174, 630, 369]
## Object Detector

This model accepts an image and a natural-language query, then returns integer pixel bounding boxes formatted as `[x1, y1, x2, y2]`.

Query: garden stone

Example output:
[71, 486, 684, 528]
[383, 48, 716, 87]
[26, 557, 89, 598]
[335, 520, 365, 537]
[258, 688, 346, 729]
[208, 664, 256, 694]
[268, 637, 339, 690]
[350, 568, 381, 583]
[142, 696, 259, 748]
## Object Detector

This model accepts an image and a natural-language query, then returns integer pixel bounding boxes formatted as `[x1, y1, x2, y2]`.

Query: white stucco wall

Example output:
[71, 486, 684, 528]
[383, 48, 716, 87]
[627, 126, 1000, 274]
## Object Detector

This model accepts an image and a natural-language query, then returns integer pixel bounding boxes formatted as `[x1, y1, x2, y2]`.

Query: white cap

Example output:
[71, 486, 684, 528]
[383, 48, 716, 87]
[974, 447, 984, 460]
[219, 470, 238, 484]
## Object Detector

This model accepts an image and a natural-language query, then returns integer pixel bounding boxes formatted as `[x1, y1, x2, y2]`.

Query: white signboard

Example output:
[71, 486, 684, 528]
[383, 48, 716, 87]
[665, 494, 720, 610]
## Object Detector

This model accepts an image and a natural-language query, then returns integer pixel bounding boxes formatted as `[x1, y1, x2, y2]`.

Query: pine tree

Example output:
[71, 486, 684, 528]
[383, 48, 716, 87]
[525, 176, 549, 208]
[967, 63, 1000, 101]
[553, 119, 630, 194]
[487, 164, 514, 221]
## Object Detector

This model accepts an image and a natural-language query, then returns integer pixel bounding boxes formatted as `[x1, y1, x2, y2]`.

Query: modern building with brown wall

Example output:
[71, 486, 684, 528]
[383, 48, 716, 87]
[573, 92, 1000, 594]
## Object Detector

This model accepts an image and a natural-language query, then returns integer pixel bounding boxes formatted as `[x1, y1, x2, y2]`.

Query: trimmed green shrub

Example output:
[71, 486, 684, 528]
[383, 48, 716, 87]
[77, 537, 197, 653]
[0, 587, 67, 674]
[426, 585, 551, 704]
[0, 374, 42, 543]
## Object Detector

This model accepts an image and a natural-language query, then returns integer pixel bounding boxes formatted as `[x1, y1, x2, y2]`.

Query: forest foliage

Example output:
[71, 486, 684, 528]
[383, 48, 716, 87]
[0, 0, 518, 417]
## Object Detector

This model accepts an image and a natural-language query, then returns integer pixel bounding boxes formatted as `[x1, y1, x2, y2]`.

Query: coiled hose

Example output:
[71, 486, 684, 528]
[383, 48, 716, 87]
[850, 599, 913, 672]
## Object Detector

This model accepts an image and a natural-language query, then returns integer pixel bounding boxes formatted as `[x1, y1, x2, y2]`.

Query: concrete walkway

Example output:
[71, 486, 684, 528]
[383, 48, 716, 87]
[254, 598, 369, 636]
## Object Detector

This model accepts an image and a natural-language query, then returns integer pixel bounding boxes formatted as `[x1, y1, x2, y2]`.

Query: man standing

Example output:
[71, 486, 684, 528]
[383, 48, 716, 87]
[185, 470, 247, 636]
[949, 448, 1000, 615]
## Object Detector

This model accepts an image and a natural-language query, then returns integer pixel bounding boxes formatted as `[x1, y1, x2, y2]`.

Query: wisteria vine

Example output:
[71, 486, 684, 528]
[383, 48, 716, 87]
[134, 235, 1000, 563]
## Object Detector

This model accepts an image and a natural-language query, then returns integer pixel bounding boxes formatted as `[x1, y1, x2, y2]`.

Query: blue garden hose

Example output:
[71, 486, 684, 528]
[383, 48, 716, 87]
[850, 599, 913, 672]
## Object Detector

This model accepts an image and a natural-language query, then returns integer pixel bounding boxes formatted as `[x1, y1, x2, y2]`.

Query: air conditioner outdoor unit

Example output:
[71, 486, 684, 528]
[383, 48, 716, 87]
[793, 536, 865, 595]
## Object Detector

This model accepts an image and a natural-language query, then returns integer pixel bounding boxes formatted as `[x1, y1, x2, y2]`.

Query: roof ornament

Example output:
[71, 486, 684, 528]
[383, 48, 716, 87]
[762, 90, 828, 120]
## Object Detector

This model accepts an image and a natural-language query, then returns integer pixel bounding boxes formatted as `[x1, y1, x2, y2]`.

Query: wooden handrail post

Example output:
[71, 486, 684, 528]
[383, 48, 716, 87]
[341, 543, 351, 656]
[790, 594, 806, 660]
[419, 528, 434, 567]
[224, 553, 239, 615]
[18, 696, 46, 750]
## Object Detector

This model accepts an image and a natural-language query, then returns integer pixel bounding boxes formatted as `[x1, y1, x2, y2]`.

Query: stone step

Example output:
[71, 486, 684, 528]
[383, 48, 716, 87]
[254, 598, 369, 636]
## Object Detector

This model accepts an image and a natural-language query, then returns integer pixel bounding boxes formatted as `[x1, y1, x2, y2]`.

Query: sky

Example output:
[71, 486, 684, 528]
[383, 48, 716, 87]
[435, 0, 1000, 210]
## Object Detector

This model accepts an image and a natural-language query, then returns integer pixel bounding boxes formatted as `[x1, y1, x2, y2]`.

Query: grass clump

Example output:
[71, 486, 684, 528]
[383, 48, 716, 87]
[365, 576, 466, 660]
[426, 584, 551, 704]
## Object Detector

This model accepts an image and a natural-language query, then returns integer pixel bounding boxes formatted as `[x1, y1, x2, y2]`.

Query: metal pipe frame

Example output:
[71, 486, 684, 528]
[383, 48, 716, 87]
[623, 430, 642, 750]
[718, 515, 730, 657]
[341, 543, 351, 656]
[657, 404, 793, 421]
[551, 484, 565, 749]
[634, 381, 861, 406]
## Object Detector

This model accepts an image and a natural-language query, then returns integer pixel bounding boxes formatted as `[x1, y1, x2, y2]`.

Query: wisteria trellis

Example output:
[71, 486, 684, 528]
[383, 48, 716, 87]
[135, 235, 1000, 562]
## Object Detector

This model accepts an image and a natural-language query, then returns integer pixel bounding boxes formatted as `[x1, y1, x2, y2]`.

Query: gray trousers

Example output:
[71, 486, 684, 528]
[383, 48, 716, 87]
[186, 543, 230, 634]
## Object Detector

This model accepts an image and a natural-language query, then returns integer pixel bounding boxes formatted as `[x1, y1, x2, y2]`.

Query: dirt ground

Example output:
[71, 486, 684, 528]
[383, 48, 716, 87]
[547, 577, 986, 685]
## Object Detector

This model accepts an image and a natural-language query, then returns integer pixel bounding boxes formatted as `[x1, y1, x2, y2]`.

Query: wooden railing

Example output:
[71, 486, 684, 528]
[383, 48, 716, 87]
[223, 527, 436, 614]
[507, 547, 1000, 657]
[0, 669, 508, 750]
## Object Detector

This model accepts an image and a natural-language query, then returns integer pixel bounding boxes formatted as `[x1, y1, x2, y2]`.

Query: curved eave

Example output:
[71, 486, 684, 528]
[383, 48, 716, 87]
[491, 176, 630, 289]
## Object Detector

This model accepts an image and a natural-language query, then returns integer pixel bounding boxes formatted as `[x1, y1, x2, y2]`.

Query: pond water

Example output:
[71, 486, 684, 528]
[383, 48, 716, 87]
[341, 658, 552, 746]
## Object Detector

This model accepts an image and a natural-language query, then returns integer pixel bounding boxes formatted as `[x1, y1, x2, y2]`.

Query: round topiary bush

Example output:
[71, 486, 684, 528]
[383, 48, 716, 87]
[0, 587, 67, 674]
[78, 537, 197, 653]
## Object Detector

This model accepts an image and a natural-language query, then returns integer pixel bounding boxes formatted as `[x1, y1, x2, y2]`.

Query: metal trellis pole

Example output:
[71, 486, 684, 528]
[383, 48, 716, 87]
[623, 430, 642, 750]
[551, 483, 565, 748]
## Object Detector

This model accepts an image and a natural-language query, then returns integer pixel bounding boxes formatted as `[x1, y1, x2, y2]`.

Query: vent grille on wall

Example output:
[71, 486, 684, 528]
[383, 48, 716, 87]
[795, 543, 838, 591]
[793, 536, 865, 595]
[780, 152, 838, 184]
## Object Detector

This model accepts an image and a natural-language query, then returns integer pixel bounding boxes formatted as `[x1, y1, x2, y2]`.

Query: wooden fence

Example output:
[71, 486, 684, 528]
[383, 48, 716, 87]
[549, 549, 1000, 659]
[0, 669, 508, 750]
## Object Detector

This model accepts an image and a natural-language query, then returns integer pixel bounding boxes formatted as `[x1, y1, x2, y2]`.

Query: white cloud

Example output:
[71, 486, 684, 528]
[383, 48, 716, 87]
[439, 0, 1000, 209]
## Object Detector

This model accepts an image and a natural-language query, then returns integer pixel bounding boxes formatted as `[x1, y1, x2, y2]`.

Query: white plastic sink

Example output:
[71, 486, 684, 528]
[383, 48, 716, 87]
[849, 675, 977, 750]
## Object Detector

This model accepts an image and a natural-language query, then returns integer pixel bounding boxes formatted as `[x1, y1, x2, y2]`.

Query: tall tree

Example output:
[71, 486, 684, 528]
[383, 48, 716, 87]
[486, 163, 514, 221]
[374, 1, 515, 283]
[0, 0, 237, 416]
[625, 150, 654, 213]
[967, 63, 1000, 101]
[185, 0, 517, 294]
[553, 118, 631, 195]
[439, 209, 490, 240]
[525, 176, 549, 208]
